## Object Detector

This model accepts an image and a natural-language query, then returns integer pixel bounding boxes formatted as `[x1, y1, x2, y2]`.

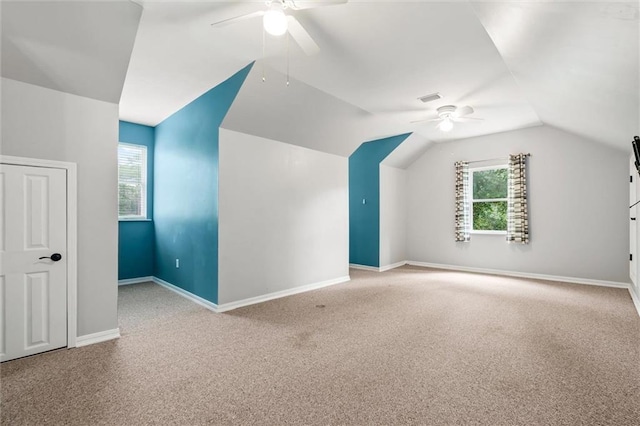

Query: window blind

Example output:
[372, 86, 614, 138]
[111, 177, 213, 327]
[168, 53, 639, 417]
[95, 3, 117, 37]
[118, 143, 147, 218]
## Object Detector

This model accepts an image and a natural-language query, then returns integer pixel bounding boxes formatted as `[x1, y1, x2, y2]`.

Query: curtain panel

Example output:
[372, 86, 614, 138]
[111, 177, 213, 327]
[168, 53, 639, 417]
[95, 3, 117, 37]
[506, 153, 529, 244]
[454, 161, 470, 242]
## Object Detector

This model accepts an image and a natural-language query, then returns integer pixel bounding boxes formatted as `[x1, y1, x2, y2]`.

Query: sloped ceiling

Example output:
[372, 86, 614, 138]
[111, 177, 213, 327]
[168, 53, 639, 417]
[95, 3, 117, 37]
[222, 60, 403, 157]
[121, 0, 638, 154]
[472, 1, 639, 151]
[1, 0, 142, 103]
[3, 1, 636, 156]
[121, 0, 543, 144]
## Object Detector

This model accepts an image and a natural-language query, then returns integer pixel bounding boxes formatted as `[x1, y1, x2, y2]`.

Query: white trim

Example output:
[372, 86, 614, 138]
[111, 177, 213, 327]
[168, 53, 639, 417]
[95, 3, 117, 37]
[152, 277, 219, 312]
[152, 275, 351, 313]
[349, 263, 380, 272]
[76, 328, 120, 347]
[470, 230, 507, 236]
[406, 261, 630, 289]
[118, 276, 154, 286]
[379, 261, 408, 272]
[629, 286, 640, 318]
[1, 155, 78, 348]
[351, 262, 408, 272]
[216, 276, 351, 312]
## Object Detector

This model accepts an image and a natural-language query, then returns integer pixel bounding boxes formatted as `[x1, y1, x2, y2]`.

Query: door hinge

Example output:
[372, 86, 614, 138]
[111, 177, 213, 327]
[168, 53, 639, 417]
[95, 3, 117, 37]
[631, 175, 634, 183]
[631, 254, 633, 261]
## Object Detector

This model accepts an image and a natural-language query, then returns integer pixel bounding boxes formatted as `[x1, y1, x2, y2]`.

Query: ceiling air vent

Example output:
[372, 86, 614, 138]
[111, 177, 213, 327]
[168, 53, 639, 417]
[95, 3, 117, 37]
[418, 92, 442, 103]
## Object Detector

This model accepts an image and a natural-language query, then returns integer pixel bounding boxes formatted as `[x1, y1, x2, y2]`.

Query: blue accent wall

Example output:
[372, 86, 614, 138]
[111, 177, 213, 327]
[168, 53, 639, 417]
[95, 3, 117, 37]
[349, 133, 411, 267]
[153, 63, 253, 304]
[118, 121, 155, 280]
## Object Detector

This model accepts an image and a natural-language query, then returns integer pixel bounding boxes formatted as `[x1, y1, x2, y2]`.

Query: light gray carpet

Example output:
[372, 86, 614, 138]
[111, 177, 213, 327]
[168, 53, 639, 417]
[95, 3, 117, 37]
[2, 266, 639, 425]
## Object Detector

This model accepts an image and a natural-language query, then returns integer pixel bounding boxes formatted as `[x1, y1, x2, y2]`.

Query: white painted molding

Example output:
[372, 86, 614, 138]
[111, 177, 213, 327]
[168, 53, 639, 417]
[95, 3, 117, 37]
[629, 286, 640, 318]
[406, 261, 631, 289]
[349, 263, 381, 272]
[118, 276, 154, 286]
[350, 262, 408, 272]
[151, 275, 350, 313]
[380, 261, 408, 272]
[1, 155, 78, 348]
[216, 276, 351, 313]
[76, 328, 120, 348]
[152, 277, 219, 313]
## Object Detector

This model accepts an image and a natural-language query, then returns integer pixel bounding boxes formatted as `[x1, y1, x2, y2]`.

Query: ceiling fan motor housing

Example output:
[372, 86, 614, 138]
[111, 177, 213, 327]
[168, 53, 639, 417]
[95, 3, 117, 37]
[437, 105, 458, 118]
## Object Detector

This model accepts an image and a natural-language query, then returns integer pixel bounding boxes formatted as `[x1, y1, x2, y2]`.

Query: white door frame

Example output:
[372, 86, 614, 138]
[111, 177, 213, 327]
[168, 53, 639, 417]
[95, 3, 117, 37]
[1, 155, 78, 348]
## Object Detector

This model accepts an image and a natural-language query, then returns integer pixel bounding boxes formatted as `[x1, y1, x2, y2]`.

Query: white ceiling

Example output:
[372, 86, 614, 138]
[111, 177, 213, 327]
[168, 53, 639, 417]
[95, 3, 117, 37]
[472, 1, 639, 151]
[223, 61, 406, 157]
[121, 0, 639, 153]
[2, 1, 637, 155]
[1, 1, 142, 104]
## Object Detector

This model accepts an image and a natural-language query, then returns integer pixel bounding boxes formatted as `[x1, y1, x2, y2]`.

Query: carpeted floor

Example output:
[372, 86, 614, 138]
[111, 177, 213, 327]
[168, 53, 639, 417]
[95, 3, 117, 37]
[2, 266, 639, 425]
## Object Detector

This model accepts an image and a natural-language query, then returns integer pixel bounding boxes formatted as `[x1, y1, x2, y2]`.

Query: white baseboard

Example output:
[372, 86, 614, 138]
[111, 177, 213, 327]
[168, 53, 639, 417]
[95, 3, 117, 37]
[76, 328, 120, 348]
[380, 261, 408, 272]
[349, 263, 380, 272]
[152, 277, 219, 313]
[151, 275, 350, 313]
[118, 276, 154, 286]
[406, 261, 630, 289]
[629, 286, 640, 318]
[216, 275, 351, 312]
[350, 261, 408, 272]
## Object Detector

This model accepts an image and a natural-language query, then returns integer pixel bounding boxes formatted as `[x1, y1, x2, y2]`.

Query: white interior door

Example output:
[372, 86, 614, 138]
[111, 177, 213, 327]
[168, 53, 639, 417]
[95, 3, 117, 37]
[0, 164, 67, 362]
[631, 156, 638, 287]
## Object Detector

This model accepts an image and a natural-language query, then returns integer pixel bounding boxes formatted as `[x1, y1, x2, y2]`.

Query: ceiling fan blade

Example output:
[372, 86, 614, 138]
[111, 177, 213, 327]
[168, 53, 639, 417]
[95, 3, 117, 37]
[454, 105, 474, 117]
[286, 0, 348, 10]
[452, 116, 484, 123]
[211, 10, 265, 28]
[286, 16, 320, 55]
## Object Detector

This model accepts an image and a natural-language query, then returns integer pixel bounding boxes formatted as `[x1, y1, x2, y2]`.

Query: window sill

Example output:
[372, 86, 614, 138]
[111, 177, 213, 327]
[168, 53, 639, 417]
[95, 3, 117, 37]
[470, 231, 506, 235]
[119, 218, 152, 222]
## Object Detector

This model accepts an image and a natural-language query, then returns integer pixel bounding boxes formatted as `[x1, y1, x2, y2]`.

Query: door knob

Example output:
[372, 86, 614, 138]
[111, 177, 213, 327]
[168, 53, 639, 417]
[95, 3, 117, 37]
[39, 253, 62, 261]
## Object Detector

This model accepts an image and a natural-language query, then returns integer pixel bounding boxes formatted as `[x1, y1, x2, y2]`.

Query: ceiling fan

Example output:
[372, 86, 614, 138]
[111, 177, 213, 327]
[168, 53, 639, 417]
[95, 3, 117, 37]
[210, 0, 348, 56]
[411, 105, 483, 132]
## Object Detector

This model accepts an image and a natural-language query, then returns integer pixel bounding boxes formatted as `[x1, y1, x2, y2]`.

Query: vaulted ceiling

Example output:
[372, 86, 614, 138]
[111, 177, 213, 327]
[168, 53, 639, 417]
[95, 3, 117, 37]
[2, 1, 638, 155]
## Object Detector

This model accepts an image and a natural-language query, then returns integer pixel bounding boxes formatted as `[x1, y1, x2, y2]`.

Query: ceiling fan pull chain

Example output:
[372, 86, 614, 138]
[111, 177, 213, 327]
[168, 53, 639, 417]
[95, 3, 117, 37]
[286, 30, 290, 86]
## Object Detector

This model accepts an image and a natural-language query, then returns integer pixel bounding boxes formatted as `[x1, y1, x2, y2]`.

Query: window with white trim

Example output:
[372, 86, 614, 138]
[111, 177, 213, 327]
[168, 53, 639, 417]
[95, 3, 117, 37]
[469, 165, 508, 233]
[118, 143, 147, 219]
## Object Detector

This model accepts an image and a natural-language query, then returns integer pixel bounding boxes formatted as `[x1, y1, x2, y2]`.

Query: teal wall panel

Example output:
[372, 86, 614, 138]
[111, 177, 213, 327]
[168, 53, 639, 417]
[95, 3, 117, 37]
[153, 63, 253, 304]
[349, 133, 411, 267]
[118, 121, 155, 280]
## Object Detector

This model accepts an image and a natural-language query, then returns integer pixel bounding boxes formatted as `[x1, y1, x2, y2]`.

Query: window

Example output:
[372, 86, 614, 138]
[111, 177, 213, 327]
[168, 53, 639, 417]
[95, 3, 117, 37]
[469, 165, 508, 233]
[118, 143, 147, 219]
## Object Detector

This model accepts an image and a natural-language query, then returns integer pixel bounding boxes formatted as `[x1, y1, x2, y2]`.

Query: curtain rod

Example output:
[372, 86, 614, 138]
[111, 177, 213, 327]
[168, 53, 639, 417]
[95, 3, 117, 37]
[466, 153, 531, 164]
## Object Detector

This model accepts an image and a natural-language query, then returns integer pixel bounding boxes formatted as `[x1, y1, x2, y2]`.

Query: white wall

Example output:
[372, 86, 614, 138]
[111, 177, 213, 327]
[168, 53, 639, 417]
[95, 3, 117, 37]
[1, 78, 119, 336]
[218, 128, 349, 305]
[380, 165, 407, 268]
[407, 125, 629, 283]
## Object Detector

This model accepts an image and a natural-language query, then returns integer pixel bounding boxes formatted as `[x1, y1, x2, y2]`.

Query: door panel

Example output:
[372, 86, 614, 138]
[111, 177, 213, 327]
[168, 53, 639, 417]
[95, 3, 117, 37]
[25, 175, 50, 250]
[0, 164, 67, 362]
[26, 272, 50, 349]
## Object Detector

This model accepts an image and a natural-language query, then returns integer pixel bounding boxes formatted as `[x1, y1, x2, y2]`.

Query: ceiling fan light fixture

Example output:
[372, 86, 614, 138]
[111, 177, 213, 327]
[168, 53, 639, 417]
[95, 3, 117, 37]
[440, 117, 454, 132]
[263, 8, 288, 36]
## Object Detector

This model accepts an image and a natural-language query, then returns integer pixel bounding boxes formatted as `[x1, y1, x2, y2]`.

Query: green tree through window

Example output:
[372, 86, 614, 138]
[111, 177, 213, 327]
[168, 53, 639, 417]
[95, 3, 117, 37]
[471, 167, 507, 232]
